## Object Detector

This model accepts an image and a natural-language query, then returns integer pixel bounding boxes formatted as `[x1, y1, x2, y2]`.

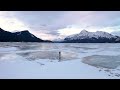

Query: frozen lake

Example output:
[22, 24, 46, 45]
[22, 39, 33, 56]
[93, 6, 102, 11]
[0, 42, 120, 79]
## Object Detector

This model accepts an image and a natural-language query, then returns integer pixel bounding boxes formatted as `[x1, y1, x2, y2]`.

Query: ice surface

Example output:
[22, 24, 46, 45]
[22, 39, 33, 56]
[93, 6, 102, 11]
[0, 42, 120, 79]
[82, 55, 120, 69]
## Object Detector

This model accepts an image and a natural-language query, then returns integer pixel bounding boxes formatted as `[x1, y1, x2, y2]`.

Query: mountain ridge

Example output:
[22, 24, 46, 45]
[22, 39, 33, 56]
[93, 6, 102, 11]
[1, 28, 120, 43]
[63, 30, 120, 43]
[0, 28, 52, 42]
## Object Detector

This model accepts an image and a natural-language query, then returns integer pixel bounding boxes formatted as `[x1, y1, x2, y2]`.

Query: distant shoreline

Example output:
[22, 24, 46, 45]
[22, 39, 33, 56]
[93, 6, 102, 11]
[0, 42, 120, 43]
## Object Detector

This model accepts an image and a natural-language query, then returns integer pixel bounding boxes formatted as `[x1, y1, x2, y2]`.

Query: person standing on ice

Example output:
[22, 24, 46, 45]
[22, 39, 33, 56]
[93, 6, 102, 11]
[59, 51, 61, 61]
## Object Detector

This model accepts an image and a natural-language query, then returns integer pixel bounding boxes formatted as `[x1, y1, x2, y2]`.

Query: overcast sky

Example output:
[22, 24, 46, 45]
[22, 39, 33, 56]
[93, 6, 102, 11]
[0, 11, 120, 40]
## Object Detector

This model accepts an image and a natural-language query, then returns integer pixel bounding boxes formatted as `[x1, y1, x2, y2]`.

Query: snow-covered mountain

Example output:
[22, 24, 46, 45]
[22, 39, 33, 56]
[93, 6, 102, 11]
[64, 30, 120, 43]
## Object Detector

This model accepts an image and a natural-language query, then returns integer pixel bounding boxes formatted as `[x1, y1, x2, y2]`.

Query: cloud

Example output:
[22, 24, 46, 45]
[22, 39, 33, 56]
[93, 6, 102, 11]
[31, 30, 59, 40]
[1, 11, 120, 40]
[0, 11, 29, 32]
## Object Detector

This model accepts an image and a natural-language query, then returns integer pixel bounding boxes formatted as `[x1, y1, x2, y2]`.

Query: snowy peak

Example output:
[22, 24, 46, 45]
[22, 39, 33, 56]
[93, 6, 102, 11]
[64, 30, 120, 43]
[96, 31, 111, 35]
[95, 31, 113, 38]
[80, 29, 88, 34]
[78, 30, 89, 36]
[66, 30, 115, 39]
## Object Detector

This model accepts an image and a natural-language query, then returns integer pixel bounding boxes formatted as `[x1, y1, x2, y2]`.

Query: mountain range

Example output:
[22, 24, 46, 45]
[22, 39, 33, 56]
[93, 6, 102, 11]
[62, 30, 120, 43]
[0, 28, 51, 42]
[0, 28, 120, 43]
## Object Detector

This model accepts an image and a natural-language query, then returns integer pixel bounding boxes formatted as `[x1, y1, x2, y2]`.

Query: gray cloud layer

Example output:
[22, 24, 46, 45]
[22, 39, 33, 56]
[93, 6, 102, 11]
[0, 11, 120, 40]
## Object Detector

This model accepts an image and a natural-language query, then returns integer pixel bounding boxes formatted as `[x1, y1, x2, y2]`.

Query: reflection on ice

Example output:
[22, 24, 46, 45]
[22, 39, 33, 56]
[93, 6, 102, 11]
[70, 46, 98, 50]
[18, 51, 78, 61]
[0, 53, 5, 59]
[0, 53, 22, 63]
[82, 55, 120, 69]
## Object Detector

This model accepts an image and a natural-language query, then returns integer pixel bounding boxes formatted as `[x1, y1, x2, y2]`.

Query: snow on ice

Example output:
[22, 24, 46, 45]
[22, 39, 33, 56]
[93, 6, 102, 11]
[0, 42, 120, 79]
